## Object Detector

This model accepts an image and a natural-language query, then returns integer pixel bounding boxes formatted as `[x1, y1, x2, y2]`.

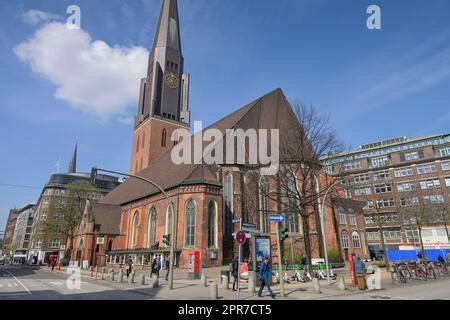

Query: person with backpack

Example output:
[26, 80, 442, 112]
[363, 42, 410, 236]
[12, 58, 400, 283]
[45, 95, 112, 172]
[231, 258, 239, 291]
[258, 257, 276, 299]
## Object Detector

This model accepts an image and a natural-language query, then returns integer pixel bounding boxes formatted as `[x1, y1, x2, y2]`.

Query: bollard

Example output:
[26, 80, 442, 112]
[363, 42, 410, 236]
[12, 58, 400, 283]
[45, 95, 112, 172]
[248, 271, 256, 294]
[312, 278, 321, 294]
[128, 271, 135, 284]
[338, 277, 346, 291]
[95, 266, 98, 279]
[100, 268, 105, 280]
[139, 273, 145, 285]
[209, 283, 218, 300]
[110, 271, 115, 281]
[200, 274, 207, 287]
[118, 270, 124, 283]
[221, 275, 229, 290]
[150, 274, 159, 288]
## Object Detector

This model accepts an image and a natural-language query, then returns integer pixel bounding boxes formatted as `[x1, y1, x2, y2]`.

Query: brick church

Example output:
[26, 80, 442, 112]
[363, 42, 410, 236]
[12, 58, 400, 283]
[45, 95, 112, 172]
[71, 0, 358, 269]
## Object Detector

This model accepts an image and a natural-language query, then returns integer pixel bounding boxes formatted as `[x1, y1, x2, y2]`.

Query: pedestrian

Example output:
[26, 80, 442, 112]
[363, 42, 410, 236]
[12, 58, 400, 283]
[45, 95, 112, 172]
[165, 255, 170, 281]
[231, 257, 239, 291]
[417, 252, 423, 265]
[51, 258, 57, 271]
[125, 257, 133, 278]
[150, 258, 157, 277]
[437, 255, 445, 264]
[156, 258, 162, 277]
[301, 254, 308, 272]
[258, 257, 276, 299]
[248, 255, 254, 271]
[354, 255, 367, 290]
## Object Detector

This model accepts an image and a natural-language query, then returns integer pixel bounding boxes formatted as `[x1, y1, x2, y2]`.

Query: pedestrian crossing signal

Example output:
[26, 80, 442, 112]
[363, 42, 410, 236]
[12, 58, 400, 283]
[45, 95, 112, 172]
[163, 234, 171, 246]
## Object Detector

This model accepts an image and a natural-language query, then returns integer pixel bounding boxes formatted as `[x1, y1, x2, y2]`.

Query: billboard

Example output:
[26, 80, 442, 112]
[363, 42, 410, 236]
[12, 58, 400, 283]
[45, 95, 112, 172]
[255, 237, 271, 263]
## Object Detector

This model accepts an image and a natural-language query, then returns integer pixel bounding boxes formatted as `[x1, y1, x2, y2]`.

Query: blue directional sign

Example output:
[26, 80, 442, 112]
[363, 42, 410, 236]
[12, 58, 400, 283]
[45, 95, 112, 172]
[268, 214, 286, 222]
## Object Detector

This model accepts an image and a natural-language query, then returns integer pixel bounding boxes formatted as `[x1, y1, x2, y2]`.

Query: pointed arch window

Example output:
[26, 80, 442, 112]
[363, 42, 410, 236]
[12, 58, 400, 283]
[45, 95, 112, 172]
[341, 231, 349, 249]
[282, 171, 299, 233]
[352, 231, 361, 248]
[148, 208, 157, 247]
[131, 212, 139, 248]
[185, 200, 196, 247]
[224, 173, 233, 235]
[208, 201, 217, 248]
[162, 129, 167, 147]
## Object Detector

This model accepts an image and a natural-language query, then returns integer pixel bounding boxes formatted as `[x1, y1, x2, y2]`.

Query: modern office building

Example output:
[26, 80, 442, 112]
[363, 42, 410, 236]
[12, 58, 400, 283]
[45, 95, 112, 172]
[322, 134, 450, 253]
[29, 144, 121, 264]
[12, 204, 36, 263]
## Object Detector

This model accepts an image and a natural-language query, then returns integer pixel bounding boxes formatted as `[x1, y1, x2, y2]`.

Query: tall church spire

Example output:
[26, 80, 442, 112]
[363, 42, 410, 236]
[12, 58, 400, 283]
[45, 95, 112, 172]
[68, 142, 77, 174]
[135, 0, 190, 128]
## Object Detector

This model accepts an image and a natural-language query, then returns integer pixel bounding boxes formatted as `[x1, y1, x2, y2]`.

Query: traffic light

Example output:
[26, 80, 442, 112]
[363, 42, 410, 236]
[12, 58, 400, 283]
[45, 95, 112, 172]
[163, 234, 171, 247]
[279, 226, 289, 242]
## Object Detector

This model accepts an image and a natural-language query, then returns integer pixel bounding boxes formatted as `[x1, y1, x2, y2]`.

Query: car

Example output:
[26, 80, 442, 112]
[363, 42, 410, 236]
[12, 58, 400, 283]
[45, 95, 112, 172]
[0, 259, 5, 265]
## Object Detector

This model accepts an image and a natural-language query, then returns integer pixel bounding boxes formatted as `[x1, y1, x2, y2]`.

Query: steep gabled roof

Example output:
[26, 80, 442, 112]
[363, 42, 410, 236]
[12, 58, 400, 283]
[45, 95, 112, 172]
[100, 88, 306, 206]
[89, 202, 122, 235]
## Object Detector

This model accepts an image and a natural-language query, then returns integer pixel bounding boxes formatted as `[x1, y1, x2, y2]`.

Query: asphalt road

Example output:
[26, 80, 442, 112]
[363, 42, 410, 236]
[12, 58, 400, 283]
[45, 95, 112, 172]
[0, 265, 162, 300]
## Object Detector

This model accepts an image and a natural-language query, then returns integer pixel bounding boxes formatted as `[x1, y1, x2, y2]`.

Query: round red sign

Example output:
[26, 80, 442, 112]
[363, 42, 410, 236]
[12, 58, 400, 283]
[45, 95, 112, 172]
[235, 230, 246, 245]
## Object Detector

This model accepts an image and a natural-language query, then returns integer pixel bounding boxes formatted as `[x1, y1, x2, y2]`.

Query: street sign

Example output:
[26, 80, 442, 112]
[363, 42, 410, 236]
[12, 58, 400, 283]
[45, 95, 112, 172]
[233, 219, 242, 224]
[59, 245, 66, 250]
[96, 237, 105, 245]
[242, 222, 257, 229]
[235, 230, 247, 245]
[242, 226, 262, 234]
[269, 214, 286, 222]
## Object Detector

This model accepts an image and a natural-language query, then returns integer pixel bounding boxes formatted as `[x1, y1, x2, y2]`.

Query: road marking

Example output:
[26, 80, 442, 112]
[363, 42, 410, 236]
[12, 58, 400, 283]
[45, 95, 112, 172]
[2, 269, 31, 295]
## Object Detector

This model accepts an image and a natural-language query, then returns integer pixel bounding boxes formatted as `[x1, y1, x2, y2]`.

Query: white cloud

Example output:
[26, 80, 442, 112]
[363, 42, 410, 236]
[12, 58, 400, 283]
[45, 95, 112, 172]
[117, 116, 134, 125]
[14, 22, 149, 120]
[21, 10, 62, 26]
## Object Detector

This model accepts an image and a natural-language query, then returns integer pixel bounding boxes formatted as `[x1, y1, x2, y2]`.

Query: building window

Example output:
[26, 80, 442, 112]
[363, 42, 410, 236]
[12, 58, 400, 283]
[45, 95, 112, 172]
[142, 132, 145, 149]
[35, 239, 42, 249]
[224, 173, 233, 235]
[423, 194, 445, 205]
[367, 230, 380, 240]
[131, 212, 139, 248]
[338, 208, 347, 225]
[282, 172, 299, 233]
[341, 232, 349, 249]
[373, 170, 391, 181]
[420, 178, 441, 190]
[442, 162, 450, 171]
[400, 151, 423, 162]
[416, 163, 437, 175]
[50, 239, 60, 249]
[351, 232, 361, 248]
[353, 174, 370, 184]
[185, 200, 196, 247]
[259, 178, 270, 234]
[374, 184, 392, 194]
[208, 201, 217, 248]
[383, 230, 402, 239]
[40, 211, 47, 221]
[148, 208, 157, 247]
[370, 156, 390, 168]
[354, 187, 371, 196]
[397, 182, 416, 192]
[400, 197, 419, 207]
[394, 167, 413, 177]
[342, 161, 361, 172]
[376, 199, 395, 208]
[438, 147, 450, 157]
[445, 177, 450, 187]
[348, 209, 357, 226]
[136, 135, 140, 152]
[162, 129, 167, 147]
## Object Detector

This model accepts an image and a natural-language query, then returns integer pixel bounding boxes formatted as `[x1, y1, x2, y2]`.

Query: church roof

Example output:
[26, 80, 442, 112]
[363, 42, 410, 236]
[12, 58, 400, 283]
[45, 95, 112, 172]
[89, 202, 122, 235]
[100, 88, 306, 206]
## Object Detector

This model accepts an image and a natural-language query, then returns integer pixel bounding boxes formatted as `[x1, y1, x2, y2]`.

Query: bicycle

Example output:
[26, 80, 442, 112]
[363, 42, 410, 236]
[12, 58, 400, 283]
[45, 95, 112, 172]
[391, 263, 407, 284]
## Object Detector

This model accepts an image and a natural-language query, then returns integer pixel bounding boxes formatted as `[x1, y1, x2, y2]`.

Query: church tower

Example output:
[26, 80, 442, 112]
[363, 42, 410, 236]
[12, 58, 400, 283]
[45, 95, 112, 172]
[131, 0, 190, 175]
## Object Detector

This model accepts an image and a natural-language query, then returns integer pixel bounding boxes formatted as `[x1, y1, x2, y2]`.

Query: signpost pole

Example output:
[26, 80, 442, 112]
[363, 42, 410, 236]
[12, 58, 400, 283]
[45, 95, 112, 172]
[276, 221, 285, 297]
[237, 218, 242, 300]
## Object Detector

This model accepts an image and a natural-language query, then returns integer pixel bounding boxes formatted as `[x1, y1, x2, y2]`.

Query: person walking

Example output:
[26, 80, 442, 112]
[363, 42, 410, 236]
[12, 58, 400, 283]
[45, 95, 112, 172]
[51, 258, 57, 271]
[165, 255, 170, 281]
[354, 255, 367, 290]
[301, 254, 308, 272]
[258, 257, 276, 299]
[156, 258, 162, 277]
[125, 257, 133, 278]
[231, 257, 239, 291]
[150, 258, 157, 277]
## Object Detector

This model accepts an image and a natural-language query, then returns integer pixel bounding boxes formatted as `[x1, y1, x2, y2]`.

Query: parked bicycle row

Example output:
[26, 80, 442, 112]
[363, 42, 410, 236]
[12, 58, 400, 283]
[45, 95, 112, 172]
[390, 261, 449, 284]
[272, 263, 337, 283]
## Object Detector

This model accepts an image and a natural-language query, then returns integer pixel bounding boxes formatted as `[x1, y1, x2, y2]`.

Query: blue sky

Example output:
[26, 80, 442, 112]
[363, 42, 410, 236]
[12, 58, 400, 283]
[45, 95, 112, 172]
[1, 0, 450, 230]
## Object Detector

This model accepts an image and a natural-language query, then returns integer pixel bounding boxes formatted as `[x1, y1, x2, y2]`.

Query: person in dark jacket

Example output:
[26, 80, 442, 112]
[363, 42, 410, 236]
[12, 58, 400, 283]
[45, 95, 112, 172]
[165, 255, 170, 281]
[156, 258, 162, 277]
[231, 258, 239, 291]
[354, 255, 367, 290]
[125, 257, 133, 278]
[258, 257, 276, 298]
[150, 258, 157, 277]
[51, 258, 57, 271]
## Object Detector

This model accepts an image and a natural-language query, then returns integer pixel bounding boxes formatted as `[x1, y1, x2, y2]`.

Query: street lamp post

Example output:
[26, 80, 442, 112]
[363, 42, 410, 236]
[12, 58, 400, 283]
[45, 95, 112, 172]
[91, 167, 176, 290]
